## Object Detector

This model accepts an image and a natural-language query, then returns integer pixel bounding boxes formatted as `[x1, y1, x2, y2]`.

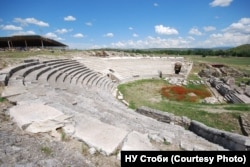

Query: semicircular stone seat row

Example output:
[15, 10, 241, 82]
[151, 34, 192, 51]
[4, 59, 117, 92]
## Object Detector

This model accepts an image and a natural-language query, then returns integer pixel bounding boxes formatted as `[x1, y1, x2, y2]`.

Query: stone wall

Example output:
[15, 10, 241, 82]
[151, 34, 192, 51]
[136, 106, 250, 150]
[189, 120, 250, 151]
[136, 106, 191, 128]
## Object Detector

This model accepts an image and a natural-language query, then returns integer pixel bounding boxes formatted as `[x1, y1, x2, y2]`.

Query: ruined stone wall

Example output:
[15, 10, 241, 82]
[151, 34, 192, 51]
[189, 120, 250, 151]
[136, 106, 191, 128]
[136, 106, 250, 150]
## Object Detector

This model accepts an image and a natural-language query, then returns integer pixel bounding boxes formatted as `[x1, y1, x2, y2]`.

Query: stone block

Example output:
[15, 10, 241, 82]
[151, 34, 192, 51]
[121, 131, 157, 151]
[9, 103, 69, 133]
[73, 115, 128, 156]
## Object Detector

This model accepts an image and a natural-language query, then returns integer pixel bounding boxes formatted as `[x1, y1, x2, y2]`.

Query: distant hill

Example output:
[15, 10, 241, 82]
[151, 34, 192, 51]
[229, 44, 250, 57]
[103, 44, 250, 57]
[230, 44, 250, 52]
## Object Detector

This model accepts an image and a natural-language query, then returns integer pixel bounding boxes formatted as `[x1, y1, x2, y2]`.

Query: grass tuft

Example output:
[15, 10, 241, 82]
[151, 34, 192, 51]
[41, 146, 53, 156]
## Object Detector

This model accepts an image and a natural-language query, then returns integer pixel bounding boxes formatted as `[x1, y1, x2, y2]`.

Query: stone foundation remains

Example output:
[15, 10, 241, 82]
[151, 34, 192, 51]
[136, 106, 250, 150]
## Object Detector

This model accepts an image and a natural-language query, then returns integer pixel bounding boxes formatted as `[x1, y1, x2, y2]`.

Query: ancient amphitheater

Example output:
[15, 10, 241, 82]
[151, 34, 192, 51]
[2, 50, 247, 165]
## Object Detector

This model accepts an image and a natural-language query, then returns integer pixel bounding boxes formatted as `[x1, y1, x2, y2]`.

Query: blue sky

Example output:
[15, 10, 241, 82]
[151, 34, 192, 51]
[0, 0, 250, 49]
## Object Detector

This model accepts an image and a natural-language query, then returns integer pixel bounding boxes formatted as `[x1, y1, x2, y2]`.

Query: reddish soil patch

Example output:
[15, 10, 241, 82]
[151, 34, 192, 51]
[161, 85, 211, 102]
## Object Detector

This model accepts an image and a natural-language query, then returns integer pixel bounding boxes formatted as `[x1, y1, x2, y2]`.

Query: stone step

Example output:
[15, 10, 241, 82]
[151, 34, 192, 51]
[63, 66, 86, 82]
[8, 62, 40, 79]
[9, 62, 40, 81]
[68, 68, 88, 84]
[39, 64, 79, 82]
[81, 71, 96, 86]
[52, 65, 83, 83]
[88, 74, 102, 87]
[42, 59, 69, 64]
[75, 69, 93, 85]
[70, 68, 91, 85]
[82, 73, 98, 86]
[43, 59, 77, 66]
[22, 64, 46, 78]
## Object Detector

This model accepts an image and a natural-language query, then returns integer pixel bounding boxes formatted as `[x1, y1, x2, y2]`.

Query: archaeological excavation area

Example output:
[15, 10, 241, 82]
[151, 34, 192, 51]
[0, 51, 250, 166]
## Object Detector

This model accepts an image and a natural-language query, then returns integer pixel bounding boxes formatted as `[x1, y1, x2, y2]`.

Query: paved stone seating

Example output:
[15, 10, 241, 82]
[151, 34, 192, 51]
[18, 59, 116, 91]
[1, 57, 229, 156]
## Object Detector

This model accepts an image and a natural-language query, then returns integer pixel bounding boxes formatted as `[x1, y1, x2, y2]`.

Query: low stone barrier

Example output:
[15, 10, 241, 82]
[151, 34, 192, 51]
[189, 120, 250, 150]
[238, 114, 250, 136]
[136, 106, 250, 150]
[136, 106, 191, 128]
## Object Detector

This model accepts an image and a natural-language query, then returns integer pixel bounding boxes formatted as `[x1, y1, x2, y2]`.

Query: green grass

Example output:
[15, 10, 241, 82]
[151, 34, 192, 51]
[118, 79, 244, 133]
[224, 104, 250, 112]
[0, 50, 69, 58]
[185, 56, 250, 66]
[0, 97, 6, 103]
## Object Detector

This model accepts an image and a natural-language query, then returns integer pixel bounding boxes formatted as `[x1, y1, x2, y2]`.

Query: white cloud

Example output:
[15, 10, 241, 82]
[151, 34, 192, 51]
[203, 26, 216, 32]
[155, 25, 178, 35]
[73, 33, 84, 38]
[187, 36, 195, 41]
[128, 27, 133, 30]
[110, 36, 192, 49]
[12, 30, 36, 36]
[44, 32, 58, 39]
[202, 18, 250, 47]
[153, 3, 158, 7]
[14, 18, 49, 27]
[210, 33, 223, 38]
[2, 25, 23, 31]
[104, 33, 114, 38]
[55, 28, 70, 34]
[85, 22, 93, 26]
[189, 28, 202, 35]
[133, 33, 139, 37]
[64, 15, 76, 21]
[223, 18, 250, 34]
[209, 0, 233, 7]
[43, 32, 64, 41]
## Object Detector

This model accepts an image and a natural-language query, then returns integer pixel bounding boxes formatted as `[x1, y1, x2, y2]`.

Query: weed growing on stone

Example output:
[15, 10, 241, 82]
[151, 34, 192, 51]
[41, 146, 53, 156]
[81, 143, 89, 155]
[0, 97, 6, 103]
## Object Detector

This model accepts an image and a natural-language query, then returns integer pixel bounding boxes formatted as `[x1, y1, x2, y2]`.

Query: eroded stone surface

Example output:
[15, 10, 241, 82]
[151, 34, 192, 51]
[9, 103, 70, 133]
[121, 131, 157, 151]
[74, 114, 129, 156]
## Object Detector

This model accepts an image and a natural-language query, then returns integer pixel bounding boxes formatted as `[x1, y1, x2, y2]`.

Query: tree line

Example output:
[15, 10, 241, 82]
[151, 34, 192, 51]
[125, 49, 250, 57]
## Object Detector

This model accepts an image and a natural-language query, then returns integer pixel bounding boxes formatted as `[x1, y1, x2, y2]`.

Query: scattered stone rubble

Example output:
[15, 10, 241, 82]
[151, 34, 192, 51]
[164, 76, 204, 86]
[198, 63, 248, 78]
[137, 106, 250, 151]
[209, 77, 250, 104]
[198, 63, 250, 104]
[202, 97, 219, 104]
